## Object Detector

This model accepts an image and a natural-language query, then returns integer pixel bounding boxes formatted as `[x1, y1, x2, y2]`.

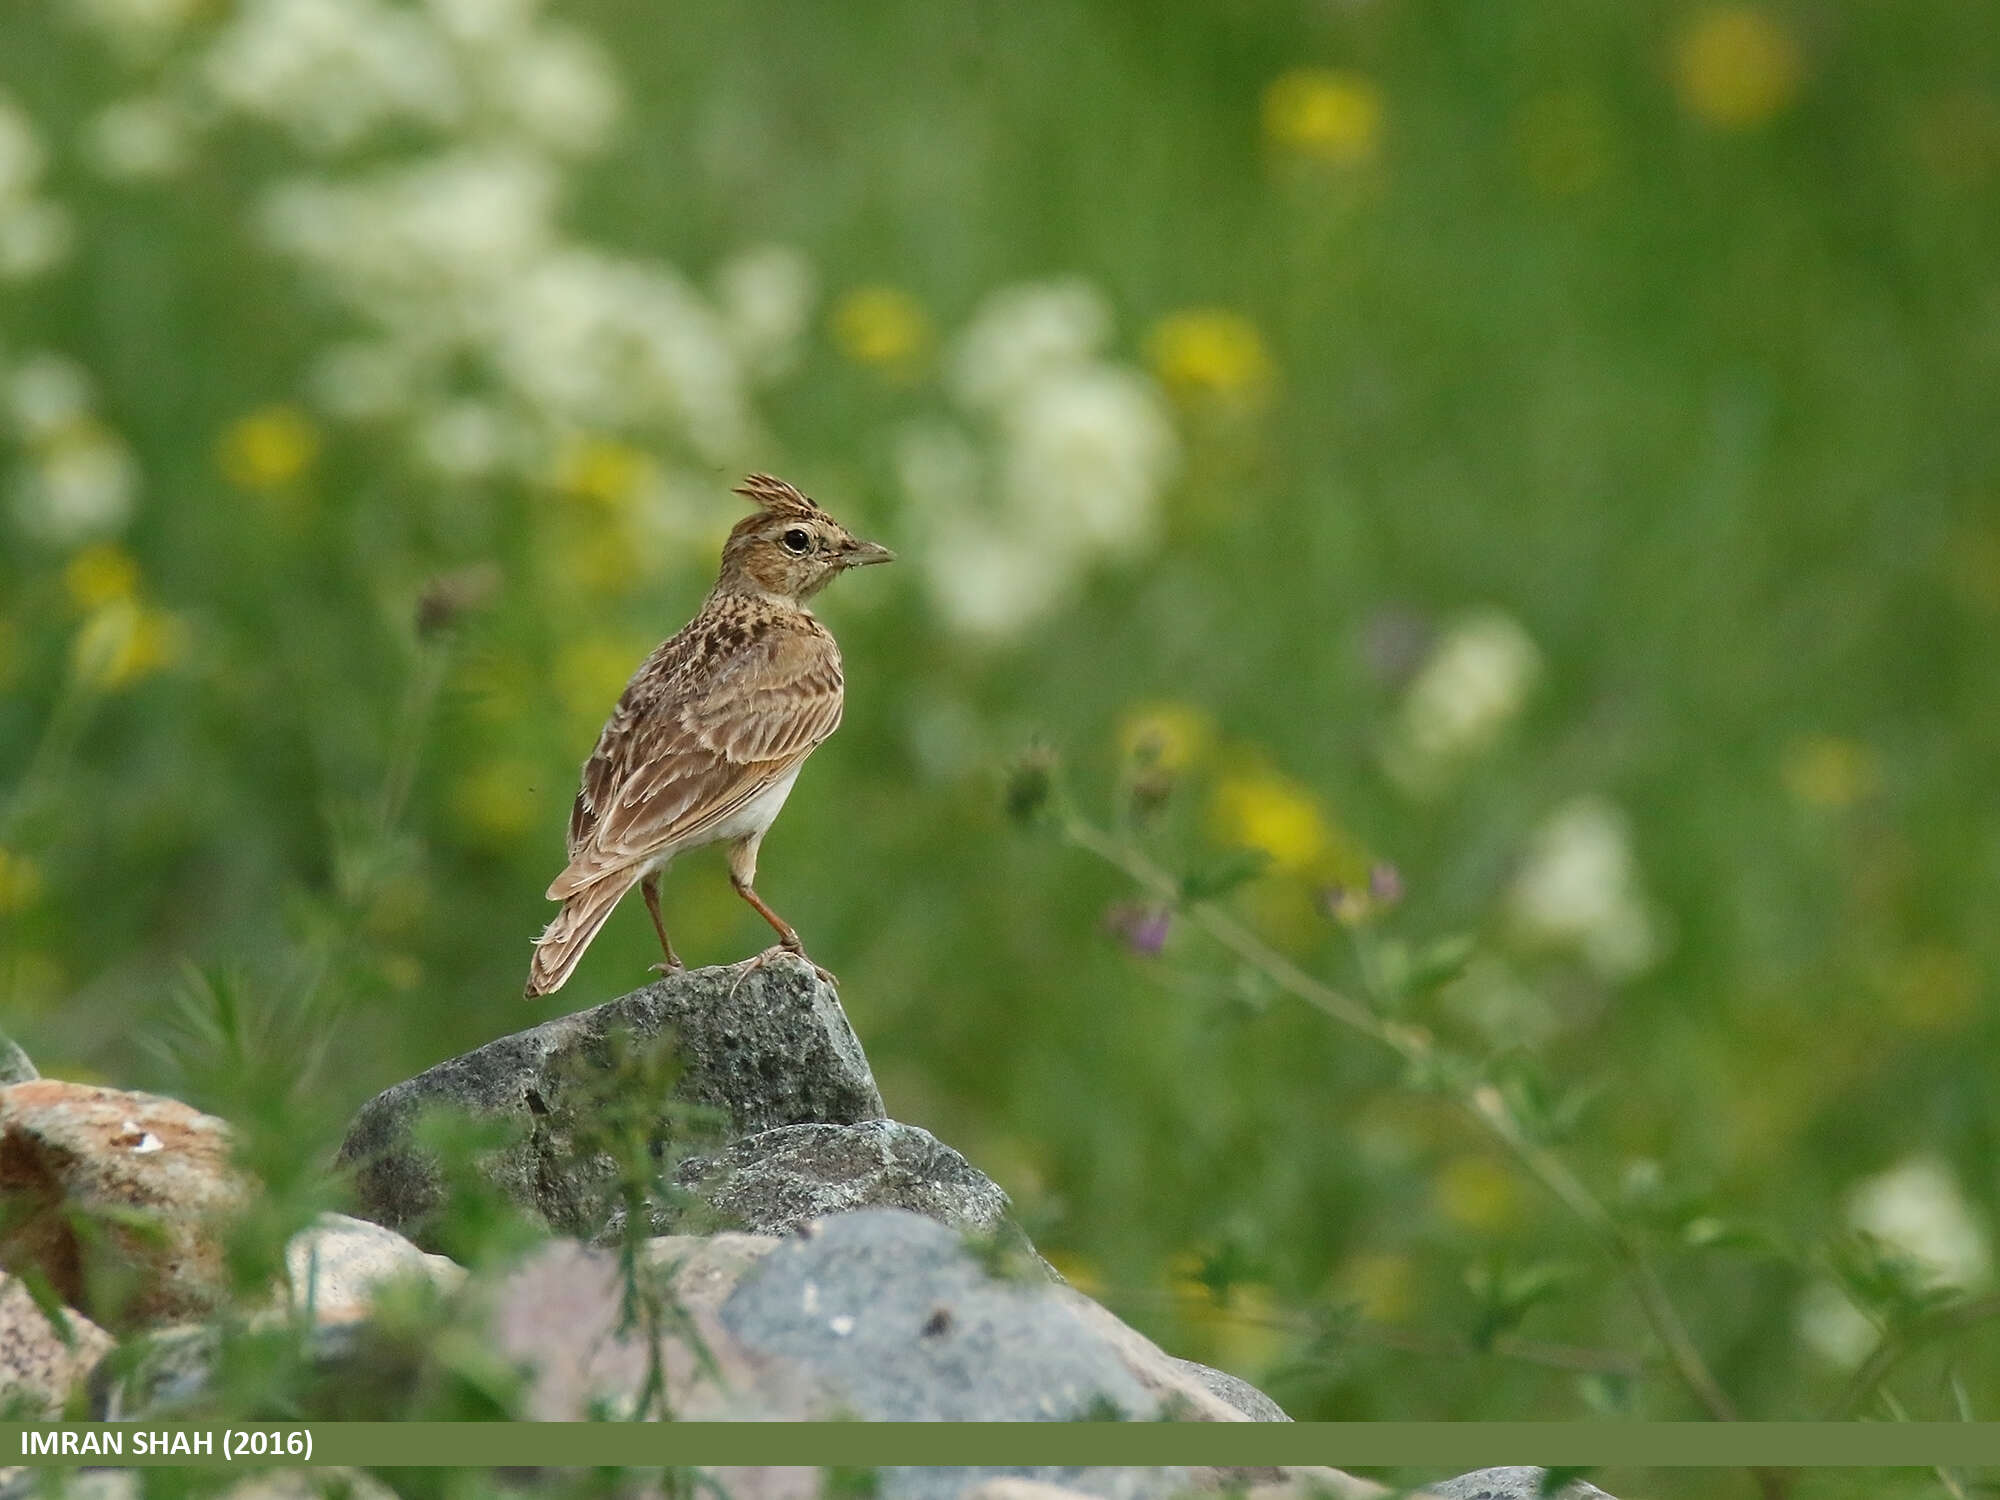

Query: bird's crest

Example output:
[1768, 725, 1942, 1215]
[734, 473, 824, 519]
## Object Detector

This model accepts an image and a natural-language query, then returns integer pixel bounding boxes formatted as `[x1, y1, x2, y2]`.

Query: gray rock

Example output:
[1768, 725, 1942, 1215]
[884, 1472, 1197, 1500]
[1169, 1355, 1291, 1420]
[0, 1272, 114, 1417]
[674, 1119, 1014, 1238]
[720, 1208, 1170, 1420]
[284, 1213, 465, 1323]
[0, 1033, 35, 1086]
[1431, 1470, 1616, 1500]
[336, 955, 884, 1244]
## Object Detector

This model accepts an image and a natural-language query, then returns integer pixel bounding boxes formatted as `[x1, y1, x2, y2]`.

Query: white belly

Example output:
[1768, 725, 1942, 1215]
[694, 763, 801, 851]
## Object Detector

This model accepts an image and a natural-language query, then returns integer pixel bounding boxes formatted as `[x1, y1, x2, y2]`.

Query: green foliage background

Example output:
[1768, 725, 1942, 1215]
[4, 0, 1999, 1456]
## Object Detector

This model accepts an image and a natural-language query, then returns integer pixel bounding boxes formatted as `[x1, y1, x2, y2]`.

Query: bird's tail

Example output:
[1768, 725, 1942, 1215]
[524, 870, 639, 999]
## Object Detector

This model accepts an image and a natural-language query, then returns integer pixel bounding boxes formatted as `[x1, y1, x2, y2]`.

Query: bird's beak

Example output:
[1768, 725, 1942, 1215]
[842, 539, 896, 568]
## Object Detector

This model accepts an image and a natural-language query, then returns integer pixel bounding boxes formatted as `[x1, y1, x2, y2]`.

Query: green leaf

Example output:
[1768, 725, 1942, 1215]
[1465, 1259, 1581, 1349]
[1403, 933, 1478, 995]
[1179, 848, 1271, 902]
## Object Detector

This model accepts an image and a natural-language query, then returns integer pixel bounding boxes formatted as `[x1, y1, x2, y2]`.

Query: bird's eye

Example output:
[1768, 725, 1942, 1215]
[781, 528, 812, 554]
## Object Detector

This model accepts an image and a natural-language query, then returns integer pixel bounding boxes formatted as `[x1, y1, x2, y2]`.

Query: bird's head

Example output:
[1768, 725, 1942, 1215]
[717, 474, 895, 600]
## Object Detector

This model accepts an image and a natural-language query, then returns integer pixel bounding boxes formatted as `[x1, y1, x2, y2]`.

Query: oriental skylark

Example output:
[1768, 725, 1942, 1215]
[524, 474, 893, 999]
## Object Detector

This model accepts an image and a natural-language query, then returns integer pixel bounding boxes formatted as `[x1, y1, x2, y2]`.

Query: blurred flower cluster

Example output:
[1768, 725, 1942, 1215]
[6, 353, 140, 545]
[1506, 797, 1664, 982]
[0, 89, 71, 280]
[68, 0, 817, 553]
[895, 280, 1180, 640]
[1798, 1155, 1993, 1366]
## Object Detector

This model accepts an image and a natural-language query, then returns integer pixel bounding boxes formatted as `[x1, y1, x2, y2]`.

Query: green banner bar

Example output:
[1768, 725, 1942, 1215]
[7, 1423, 2000, 1469]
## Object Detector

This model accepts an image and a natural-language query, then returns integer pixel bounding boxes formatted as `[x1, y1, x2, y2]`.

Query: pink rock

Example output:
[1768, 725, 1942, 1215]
[0, 1081, 246, 1332]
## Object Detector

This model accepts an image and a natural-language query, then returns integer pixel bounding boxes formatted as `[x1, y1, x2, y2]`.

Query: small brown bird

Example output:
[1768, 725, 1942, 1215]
[525, 474, 894, 999]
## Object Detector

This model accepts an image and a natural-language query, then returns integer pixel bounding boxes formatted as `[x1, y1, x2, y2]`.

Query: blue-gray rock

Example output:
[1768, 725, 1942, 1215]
[336, 956, 884, 1246]
[1431, 1470, 1617, 1500]
[720, 1209, 1170, 1420]
[1169, 1355, 1291, 1420]
[673, 1119, 1013, 1238]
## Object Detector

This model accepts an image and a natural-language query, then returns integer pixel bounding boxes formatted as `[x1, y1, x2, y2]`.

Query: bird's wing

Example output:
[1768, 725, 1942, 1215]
[548, 621, 843, 898]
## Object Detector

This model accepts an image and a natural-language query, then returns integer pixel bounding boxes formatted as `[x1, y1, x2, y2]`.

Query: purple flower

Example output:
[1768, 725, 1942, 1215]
[1104, 902, 1172, 957]
[1369, 861, 1405, 906]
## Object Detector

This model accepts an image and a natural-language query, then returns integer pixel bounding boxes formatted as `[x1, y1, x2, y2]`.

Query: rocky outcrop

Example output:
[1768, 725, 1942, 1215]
[0, 964, 1623, 1500]
[336, 954, 884, 1244]
[487, 1208, 1267, 1422]
[1430, 1472, 1616, 1500]
[0, 1271, 115, 1417]
[0, 1081, 245, 1332]
[674, 1119, 1013, 1238]
[284, 1212, 466, 1323]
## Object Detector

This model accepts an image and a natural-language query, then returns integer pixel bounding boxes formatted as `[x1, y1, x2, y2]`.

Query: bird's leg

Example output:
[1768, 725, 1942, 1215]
[641, 872, 685, 976]
[727, 835, 835, 987]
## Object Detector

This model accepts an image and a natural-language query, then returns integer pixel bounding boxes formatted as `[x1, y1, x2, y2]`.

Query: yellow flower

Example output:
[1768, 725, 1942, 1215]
[1145, 311, 1275, 407]
[552, 435, 653, 512]
[1673, 8, 1802, 130]
[63, 543, 140, 610]
[71, 598, 188, 690]
[1262, 68, 1384, 165]
[831, 286, 931, 378]
[1334, 1250, 1414, 1322]
[1434, 1154, 1521, 1231]
[1210, 768, 1329, 875]
[550, 524, 654, 597]
[450, 758, 542, 844]
[1118, 702, 1212, 772]
[218, 404, 320, 489]
[1781, 735, 1878, 810]
[1512, 91, 1613, 196]
[0, 848, 45, 915]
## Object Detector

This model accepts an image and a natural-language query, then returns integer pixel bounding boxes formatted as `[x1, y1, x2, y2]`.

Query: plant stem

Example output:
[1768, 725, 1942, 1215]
[1832, 1292, 2000, 1420]
[1060, 814, 1752, 1433]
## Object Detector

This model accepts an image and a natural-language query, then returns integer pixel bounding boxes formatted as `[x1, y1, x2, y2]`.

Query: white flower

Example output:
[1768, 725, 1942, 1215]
[1847, 1156, 1991, 1292]
[490, 250, 753, 461]
[414, 399, 510, 478]
[714, 244, 817, 382]
[921, 516, 1075, 640]
[1800, 1156, 1993, 1367]
[1795, 1278, 1878, 1367]
[424, 0, 539, 47]
[1396, 610, 1542, 770]
[948, 279, 1112, 412]
[68, 0, 204, 54]
[203, 0, 463, 153]
[0, 202, 74, 281]
[0, 94, 47, 203]
[86, 97, 194, 181]
[261, 150, 558, 319]
[1506, 797, 1664, 981]
[998, 365, 1177, 559]
[898, 279, 1180, 641]
[11, 429, 139, 543]
[489, 26, 621, 155]
[5, 354, 95, 441]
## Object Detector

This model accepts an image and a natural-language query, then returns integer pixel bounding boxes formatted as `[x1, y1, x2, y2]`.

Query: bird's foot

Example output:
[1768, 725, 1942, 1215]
[649, 956, 687, 977]
[728, 944, 835, 995]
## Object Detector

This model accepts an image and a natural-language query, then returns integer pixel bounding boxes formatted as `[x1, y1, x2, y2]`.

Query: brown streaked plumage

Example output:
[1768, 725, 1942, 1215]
[524, 474, 894, 999]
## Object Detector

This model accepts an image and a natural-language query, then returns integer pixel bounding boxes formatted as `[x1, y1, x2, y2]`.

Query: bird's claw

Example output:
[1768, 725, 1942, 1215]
[727, 944, 836, 996]
[649, 957, 686, 977]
